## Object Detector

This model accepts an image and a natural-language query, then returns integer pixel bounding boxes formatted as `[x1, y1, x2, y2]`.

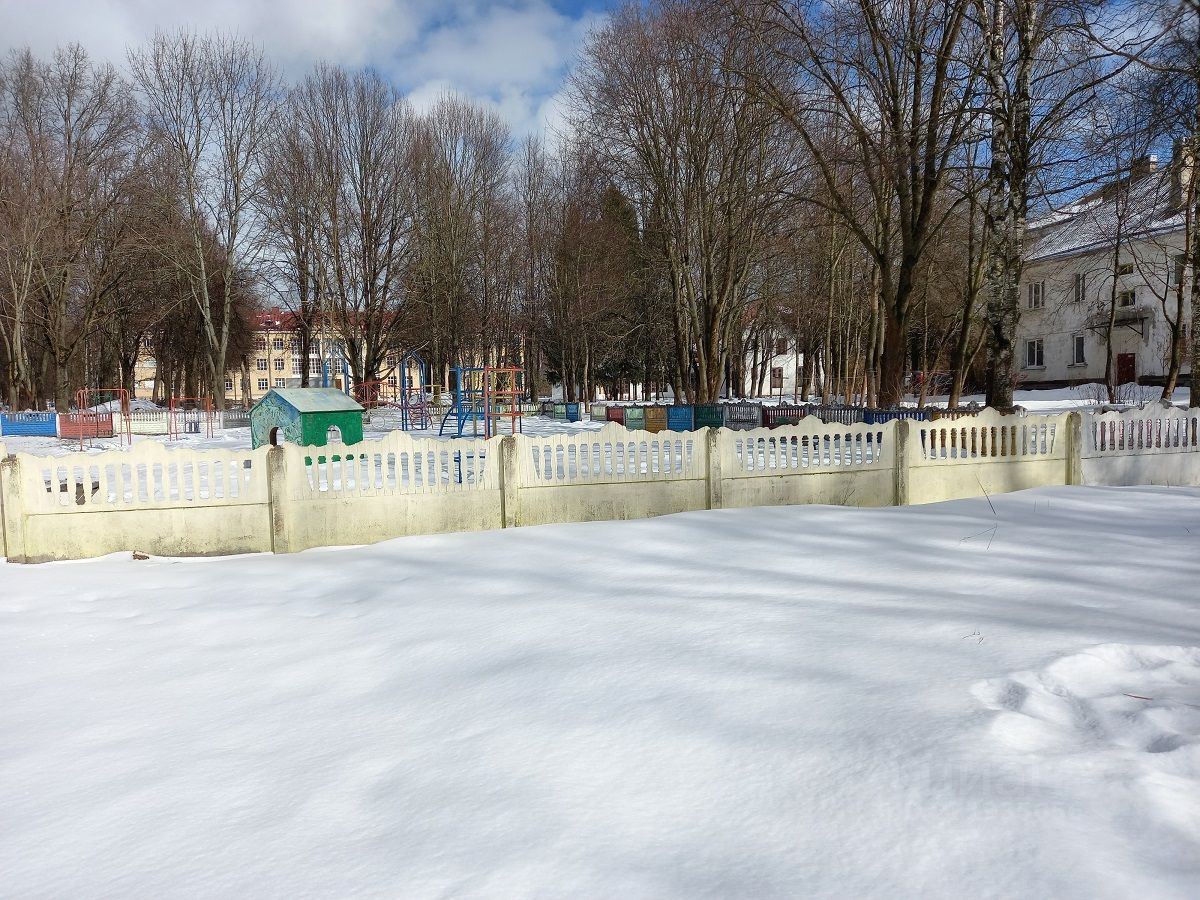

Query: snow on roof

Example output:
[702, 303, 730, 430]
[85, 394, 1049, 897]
[1027, 166, 1185, 262]
[266, 387, 364, 414]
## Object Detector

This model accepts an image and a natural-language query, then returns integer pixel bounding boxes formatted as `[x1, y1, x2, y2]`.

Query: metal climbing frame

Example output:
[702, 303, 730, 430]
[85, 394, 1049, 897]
[355, 379, 398, 409]
[399, 351, 431, 431]
[70, 388, 131, 450]
[483, 366, 524, 437]
[168, 396, 215, 440]
[438, 367, 487, 437]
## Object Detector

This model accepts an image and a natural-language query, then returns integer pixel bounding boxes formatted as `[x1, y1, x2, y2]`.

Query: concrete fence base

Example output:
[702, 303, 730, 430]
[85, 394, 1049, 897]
[2, 407, 1198, 563]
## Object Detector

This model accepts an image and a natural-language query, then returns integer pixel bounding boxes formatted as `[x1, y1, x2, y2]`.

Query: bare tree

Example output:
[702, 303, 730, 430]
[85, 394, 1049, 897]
[409, 93, 513, 381]
[260, 95, 323, 386]
[737, 0, 979, 405]
[289, 64, 416, 389]
[1134, 0, 1200, 403]
[572, 1, 795, 403]
[0, 46, 142, 409]
[129, 32, 278, 409]
[975, 0, 1132, 409]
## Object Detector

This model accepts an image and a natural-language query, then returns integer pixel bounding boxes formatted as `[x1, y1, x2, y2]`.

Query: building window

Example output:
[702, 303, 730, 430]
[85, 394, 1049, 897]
[224, 379, 234, 391]
[1117, 262, 1134, 276]
[387, 376, 398, 387]
[255, 337, 266, 351]
[770, 367, 784, 389]
[1119, 289, 1136, 307]
[292, 359, 303, 375]
[1070, 333, 1086, 366]
[273, 338, 285, 352]
[1024, 339, 1044, 368]
[1073, 272, 1086, 304]
[256, 358, 268, 371]
[257, 378, 269, 391]
[1026, 281, 1044, 309]
[774, 338, 787, 355]
[273, 358, 285, 371]
[274, 378, 286, 388]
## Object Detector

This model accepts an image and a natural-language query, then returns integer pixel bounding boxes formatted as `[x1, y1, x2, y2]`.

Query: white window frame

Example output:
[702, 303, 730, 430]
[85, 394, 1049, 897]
[1118, 289, 1136, 308]
[1024, 338, 1044, 369]
[257, 378, 269, 391]
[1069, 332, 1086, 367]
[1026, 281, 1045, 310]
[273, 358, 285, 371]
[272, 338, 285, 352]
[256, 358, 268, 371]
[274, 378, 286, 388]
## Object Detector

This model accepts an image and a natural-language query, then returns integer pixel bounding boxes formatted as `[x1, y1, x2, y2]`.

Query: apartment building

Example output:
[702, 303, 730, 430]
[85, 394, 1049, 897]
[1016, 144, 1193, 389]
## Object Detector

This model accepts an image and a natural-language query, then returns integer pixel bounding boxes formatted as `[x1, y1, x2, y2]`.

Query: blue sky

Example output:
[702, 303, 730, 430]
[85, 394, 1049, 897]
[0, 0, 617, 136]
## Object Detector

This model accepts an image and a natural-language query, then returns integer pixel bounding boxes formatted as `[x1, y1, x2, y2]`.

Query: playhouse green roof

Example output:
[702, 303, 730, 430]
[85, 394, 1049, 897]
[262, 388, 364, 414]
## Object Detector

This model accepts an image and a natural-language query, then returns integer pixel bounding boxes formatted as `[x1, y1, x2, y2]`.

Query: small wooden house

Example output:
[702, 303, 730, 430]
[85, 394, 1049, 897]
[250, 388, 364, 449]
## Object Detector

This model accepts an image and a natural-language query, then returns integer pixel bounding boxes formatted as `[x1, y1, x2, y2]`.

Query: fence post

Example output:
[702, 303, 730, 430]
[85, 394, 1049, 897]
[894, 419, 910, 506]
[0, 453, 28, 563]
[706, 427, 724, 510]
[500, 434, 520, 528]
[266, 445, 292, 554]
[1065, 411, 1083, 486]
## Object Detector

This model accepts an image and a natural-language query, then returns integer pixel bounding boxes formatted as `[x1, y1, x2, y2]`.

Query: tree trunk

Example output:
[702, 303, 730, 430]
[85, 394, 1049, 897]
[878, 307, 907, 407]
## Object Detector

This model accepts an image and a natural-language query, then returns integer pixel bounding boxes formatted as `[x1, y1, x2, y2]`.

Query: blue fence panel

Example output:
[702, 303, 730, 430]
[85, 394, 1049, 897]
[863, 408, 933, 425]
[666, 406, 694, 431]
[0, 411, 58, 437]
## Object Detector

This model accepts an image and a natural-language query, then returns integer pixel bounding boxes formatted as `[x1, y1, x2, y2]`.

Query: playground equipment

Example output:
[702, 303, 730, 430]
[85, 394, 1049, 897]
[250, 387, 365, 449]
[399, 351, 431, 431]
[439, 367, 486, 437]
[438, 366, 525, 438]
[169, 396, 215, 440]
[483, 366, 524, 437]
[354, 353, 432, 431]
[64, 388, 131, 450]
[355, 379, 397, 408]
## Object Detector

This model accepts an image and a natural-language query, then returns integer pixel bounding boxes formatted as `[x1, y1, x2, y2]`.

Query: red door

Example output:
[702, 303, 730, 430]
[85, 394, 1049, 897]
[1117, 353, 1136, 385]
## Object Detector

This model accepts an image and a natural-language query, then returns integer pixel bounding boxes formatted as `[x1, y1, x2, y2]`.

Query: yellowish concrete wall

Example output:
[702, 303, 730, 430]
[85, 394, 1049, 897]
[3, 409, 1199, 563]
[906, 410, 1073, 504]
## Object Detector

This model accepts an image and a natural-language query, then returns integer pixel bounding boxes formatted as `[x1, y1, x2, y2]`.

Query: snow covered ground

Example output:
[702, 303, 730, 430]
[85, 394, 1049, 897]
[1, 486, 1197, 898]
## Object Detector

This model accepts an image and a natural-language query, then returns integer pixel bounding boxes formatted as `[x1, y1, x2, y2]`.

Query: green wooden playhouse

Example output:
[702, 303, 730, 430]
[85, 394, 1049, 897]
[250, 388, 365, 449]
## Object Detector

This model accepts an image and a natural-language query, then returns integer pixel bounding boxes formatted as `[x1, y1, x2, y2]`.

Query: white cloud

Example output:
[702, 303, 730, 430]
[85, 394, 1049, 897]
[0, 0, 606, 135]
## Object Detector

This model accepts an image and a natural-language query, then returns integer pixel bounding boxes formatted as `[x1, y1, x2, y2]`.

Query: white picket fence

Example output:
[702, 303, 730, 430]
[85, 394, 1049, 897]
[1, 407, 1197, 562]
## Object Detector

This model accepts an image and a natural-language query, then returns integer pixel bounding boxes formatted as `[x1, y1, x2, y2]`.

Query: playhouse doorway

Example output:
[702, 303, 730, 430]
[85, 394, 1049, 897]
[325, 425, 343, 445]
